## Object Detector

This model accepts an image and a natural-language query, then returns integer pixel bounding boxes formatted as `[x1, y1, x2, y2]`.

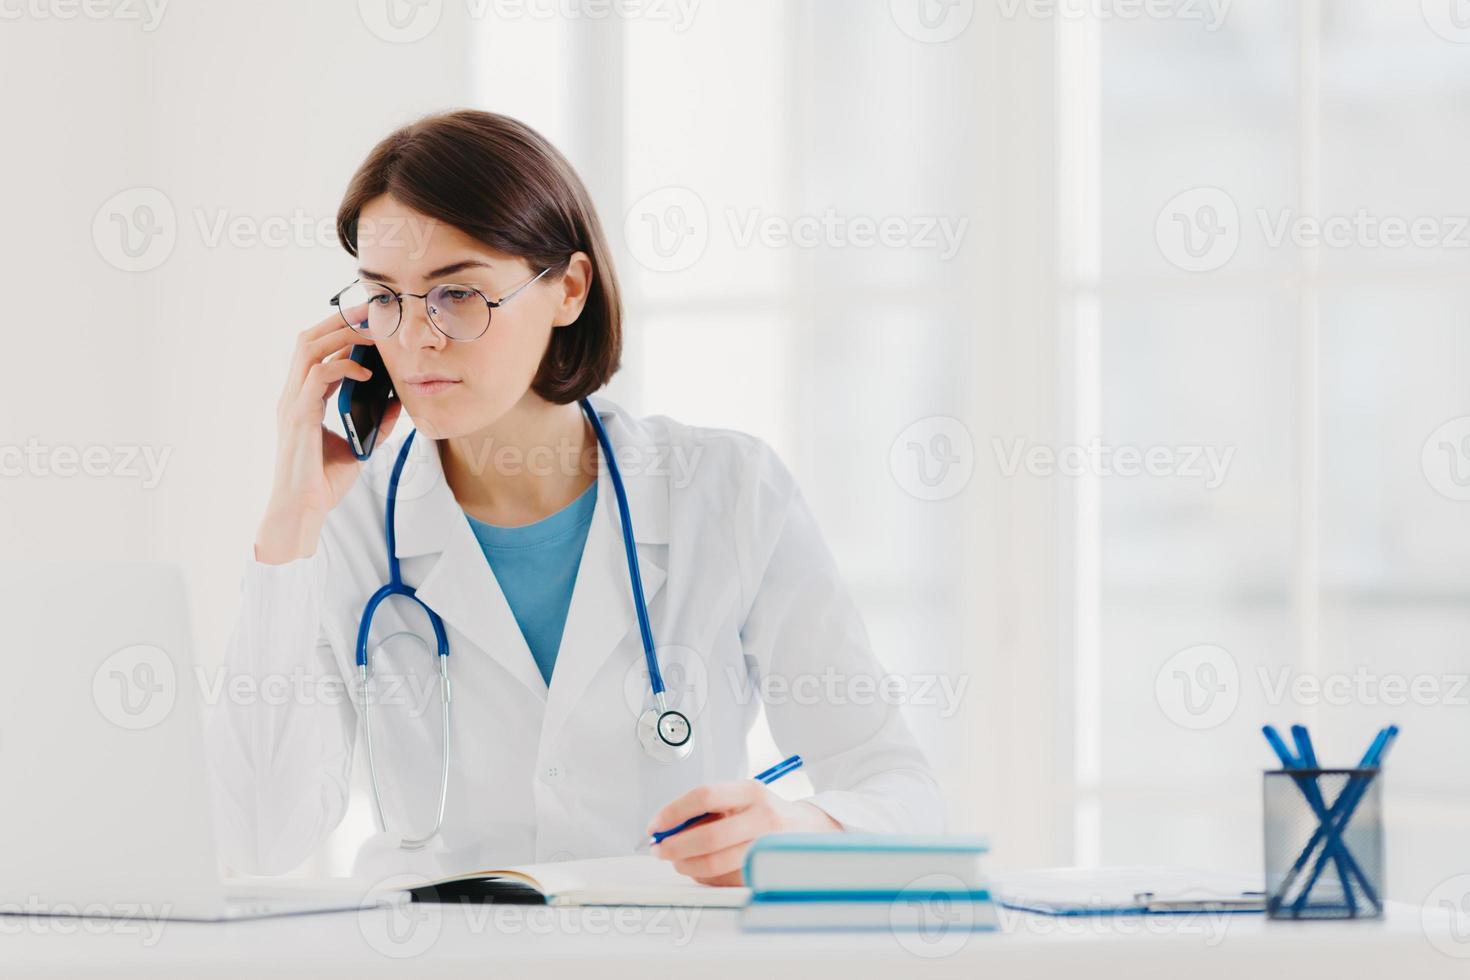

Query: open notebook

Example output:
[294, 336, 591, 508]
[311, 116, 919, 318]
[404, 855, 749, 908]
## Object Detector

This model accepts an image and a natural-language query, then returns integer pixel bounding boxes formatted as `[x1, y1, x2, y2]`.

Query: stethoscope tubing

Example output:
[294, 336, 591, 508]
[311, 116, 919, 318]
[578, 398, 666, 696]
[356, 399, 678, 846]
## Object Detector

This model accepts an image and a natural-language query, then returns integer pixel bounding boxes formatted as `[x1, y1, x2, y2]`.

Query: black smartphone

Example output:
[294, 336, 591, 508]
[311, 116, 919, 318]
[337, 345, 395, 460]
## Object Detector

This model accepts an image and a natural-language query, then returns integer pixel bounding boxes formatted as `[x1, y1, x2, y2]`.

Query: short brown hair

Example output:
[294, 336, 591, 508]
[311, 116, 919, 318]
[336, 109, 622, 404]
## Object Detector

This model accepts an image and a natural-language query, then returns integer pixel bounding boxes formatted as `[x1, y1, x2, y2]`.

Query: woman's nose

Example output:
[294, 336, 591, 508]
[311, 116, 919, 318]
[396, 296, 445, 350]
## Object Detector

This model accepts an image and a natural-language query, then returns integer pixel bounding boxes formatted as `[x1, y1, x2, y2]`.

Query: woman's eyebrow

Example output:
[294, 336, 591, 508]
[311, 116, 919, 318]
[356, 259, 495, 285]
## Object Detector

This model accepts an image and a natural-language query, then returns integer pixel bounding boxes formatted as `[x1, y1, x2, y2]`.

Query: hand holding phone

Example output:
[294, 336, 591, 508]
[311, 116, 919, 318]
[253, 314, 401, 564]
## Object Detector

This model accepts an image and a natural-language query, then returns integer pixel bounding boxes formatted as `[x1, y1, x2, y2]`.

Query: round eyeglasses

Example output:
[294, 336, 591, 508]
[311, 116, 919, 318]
[329, 267, 553, 342]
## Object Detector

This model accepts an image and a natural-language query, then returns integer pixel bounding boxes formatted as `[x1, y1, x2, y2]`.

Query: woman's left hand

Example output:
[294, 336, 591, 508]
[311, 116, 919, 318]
[646, 781, 842, 885]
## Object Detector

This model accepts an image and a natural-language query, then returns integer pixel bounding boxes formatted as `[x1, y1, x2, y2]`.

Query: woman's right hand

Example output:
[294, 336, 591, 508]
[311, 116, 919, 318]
[253, 311, 402, 564]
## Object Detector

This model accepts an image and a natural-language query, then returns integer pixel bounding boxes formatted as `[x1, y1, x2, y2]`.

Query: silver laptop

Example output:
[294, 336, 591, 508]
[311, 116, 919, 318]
[0, 561, 400, 921]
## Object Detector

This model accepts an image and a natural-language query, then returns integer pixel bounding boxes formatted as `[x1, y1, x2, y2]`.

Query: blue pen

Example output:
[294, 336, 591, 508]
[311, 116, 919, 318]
[1262, 725, 1298, 769]
[1289, 725, 1397, 915]
[650, 755, 803, 845]
[1289, 725, 1317, 768]
[1288, 725, 1359, 914]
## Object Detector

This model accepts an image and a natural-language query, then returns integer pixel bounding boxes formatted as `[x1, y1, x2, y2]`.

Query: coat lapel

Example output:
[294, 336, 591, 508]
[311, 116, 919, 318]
[386, 429, 549, 700]
[379, 397, 670, 723]
[541, 412, 668, 740]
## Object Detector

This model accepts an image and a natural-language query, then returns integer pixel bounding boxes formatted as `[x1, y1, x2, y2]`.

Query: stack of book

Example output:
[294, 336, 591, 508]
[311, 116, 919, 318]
[740, 833, 996, 933]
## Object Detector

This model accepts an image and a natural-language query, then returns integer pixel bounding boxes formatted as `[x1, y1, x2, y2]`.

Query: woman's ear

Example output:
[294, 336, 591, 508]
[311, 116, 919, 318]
[551, 252, 593, 328]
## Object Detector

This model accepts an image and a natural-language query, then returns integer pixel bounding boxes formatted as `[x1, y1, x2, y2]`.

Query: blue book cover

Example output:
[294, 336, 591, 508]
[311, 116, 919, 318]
[744, 833, 992, 897]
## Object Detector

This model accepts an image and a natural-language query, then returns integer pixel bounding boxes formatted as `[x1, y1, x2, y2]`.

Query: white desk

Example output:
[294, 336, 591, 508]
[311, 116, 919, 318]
[4, 901, 1465, 978]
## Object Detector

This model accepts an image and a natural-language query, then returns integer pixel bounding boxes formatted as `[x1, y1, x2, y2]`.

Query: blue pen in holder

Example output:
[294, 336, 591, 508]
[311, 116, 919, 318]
[1262, 767, 1384, 920]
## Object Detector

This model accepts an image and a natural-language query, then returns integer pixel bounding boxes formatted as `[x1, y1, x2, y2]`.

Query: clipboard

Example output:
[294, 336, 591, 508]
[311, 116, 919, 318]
[991, 867, 1266, 916]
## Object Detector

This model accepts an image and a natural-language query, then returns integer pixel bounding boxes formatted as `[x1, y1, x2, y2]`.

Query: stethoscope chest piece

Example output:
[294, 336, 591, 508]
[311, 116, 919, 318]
[637, 703, 693, 764]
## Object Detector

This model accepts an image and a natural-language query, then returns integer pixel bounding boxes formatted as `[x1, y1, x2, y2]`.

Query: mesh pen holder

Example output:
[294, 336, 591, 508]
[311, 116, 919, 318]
[1263, 768, 1384, 920]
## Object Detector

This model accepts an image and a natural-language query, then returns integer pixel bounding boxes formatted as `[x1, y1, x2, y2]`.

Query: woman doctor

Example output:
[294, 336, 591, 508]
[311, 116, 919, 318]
[206, 109, 944, 886]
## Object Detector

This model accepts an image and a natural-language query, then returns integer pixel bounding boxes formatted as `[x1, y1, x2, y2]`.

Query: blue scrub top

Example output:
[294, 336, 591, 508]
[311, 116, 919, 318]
[463, 479, 598, 687]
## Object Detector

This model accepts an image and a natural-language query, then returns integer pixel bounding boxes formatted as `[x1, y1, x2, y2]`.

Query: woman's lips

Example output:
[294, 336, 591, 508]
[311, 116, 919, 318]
[405, 379, 461, 395]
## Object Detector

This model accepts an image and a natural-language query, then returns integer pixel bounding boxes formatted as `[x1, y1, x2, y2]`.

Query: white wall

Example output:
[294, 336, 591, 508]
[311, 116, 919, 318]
[0, 0, 477, 644]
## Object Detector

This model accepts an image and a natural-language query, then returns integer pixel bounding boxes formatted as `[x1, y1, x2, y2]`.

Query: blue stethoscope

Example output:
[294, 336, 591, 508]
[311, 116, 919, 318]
[356, 398, 692, 849]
